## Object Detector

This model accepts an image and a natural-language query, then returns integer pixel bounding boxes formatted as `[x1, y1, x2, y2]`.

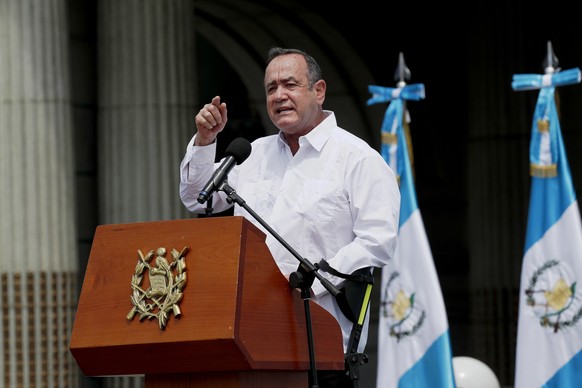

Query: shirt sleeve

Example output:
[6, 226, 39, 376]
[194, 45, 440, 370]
[179, 135, 231, 213]
[311, 150, 401, 297]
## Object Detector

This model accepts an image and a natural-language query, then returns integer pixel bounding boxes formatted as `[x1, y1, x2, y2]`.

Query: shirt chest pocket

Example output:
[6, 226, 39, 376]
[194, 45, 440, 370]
[296, 179, 346, 224]
[239, 180, 276, 217]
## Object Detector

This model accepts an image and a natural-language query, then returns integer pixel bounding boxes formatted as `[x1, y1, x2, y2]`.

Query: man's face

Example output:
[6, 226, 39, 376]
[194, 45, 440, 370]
[264, 54, 325, 136]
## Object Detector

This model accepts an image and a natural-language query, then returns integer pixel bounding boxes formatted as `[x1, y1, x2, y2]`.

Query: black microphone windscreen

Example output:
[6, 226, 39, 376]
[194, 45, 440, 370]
[225, 137, 252, 165]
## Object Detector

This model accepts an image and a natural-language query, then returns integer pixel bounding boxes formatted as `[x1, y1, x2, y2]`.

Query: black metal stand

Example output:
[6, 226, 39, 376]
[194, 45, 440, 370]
[317, 262, 374, 387]
[221, 182, 340, 388]
[289, 265, 319, 387]
[345, 324, 368, 387]
[204, 196, 214, 217]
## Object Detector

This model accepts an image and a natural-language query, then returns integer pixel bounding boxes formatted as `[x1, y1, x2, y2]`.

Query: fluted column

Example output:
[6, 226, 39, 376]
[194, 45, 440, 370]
[0, 0, 78, 387]
[98, 0, 195, 224]
[97, 1, 195, 386]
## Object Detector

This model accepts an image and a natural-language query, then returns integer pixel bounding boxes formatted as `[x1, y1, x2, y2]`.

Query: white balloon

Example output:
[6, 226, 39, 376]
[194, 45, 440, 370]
[452, 356, 500, 388]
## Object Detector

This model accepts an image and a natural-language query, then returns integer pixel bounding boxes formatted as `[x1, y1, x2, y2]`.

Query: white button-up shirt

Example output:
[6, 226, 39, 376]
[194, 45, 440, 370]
[180, 111, 400, 352]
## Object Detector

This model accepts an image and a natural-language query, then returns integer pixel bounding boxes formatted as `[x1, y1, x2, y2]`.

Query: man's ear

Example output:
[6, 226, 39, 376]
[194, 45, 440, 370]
[315, 79, 326, 104]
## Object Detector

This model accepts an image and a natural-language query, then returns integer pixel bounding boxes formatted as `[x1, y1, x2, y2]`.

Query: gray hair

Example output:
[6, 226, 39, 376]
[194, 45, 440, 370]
[266, 47, 322, 89]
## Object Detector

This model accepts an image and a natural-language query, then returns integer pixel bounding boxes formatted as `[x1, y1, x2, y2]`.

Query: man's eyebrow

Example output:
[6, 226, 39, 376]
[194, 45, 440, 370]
[266, 76, 299, 87]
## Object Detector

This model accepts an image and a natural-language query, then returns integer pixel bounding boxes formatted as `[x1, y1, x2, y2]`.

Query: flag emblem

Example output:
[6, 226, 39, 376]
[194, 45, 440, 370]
[381, 270, 426, 342]
[524, 258, 581, 333]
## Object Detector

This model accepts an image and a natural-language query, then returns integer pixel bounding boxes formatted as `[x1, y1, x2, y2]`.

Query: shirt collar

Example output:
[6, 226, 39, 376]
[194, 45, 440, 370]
[276, 110, 335, 152]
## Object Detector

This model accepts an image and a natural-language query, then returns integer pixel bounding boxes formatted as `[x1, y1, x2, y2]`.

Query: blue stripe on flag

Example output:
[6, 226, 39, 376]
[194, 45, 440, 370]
[379, 98, 417, 226]
[398, 332, 456, 388]
[524, 88, 576, 251]
[544, 349, 582, 388]
[398, 123, 417, 226]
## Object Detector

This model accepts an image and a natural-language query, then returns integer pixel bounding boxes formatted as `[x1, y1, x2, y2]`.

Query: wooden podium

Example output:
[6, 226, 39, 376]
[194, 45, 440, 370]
[69, 216, 344, 387]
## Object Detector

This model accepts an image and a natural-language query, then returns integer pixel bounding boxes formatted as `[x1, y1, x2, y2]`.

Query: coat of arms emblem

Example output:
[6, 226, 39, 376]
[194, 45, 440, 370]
[525, 259, 580, 332]
[126, 246, 188, 329]
[381, 270, 426, 342]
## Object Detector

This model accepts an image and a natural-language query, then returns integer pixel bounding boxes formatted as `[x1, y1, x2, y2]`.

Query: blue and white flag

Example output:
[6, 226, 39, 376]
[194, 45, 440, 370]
[513, 67, 582, 388]
[368, 84, 456, 388]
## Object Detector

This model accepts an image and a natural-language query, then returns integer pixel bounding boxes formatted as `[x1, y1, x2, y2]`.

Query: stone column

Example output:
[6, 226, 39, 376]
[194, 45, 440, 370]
[97, 1, 196, 386]
[98, 0, 195, 224]
[0, 0, 78, 387]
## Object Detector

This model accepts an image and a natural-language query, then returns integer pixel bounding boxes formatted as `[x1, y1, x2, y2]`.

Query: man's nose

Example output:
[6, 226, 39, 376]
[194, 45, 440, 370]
[274, 86, 287, 100]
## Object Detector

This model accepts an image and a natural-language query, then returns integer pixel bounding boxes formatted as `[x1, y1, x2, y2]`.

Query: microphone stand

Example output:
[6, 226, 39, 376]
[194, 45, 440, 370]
[221, 182, 340, 388]
[204, 196, 214, 217]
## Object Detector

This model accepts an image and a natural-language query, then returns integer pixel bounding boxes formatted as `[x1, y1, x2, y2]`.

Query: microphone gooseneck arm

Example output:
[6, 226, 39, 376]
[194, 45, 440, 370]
[221, 182, 340, 297]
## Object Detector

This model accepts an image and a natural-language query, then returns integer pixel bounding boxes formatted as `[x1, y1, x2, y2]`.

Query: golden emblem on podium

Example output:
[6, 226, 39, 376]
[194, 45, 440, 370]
[127, 246, 188, 329]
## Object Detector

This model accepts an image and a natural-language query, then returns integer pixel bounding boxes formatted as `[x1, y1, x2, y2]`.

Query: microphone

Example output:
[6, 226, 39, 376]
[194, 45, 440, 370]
[197, 137, 252, 204]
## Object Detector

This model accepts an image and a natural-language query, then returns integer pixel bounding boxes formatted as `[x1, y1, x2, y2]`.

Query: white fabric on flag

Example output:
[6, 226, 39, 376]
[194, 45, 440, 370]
[376, 210, 455, 388]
